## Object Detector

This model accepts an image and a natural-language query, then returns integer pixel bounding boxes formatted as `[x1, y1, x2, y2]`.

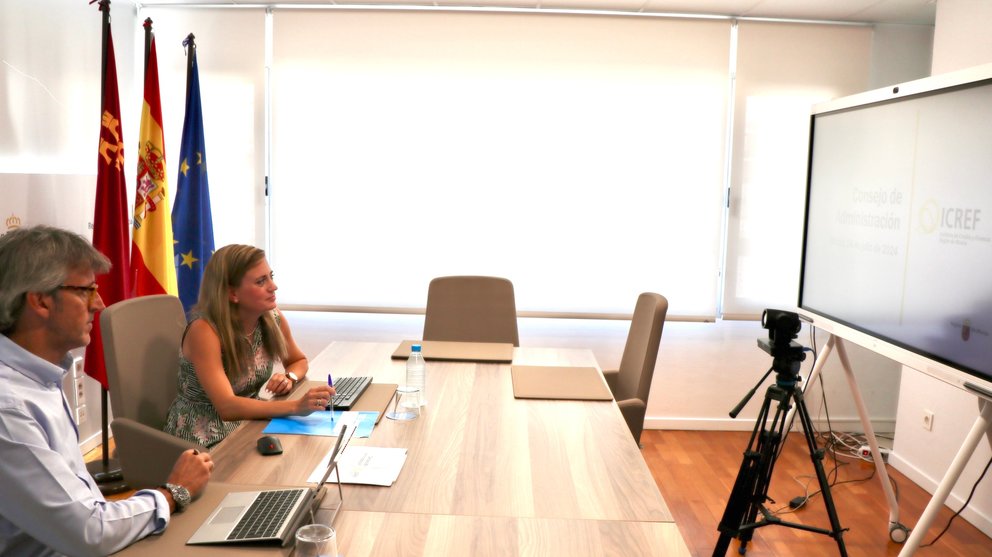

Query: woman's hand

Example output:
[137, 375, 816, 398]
[267, 373, 295, 395]
[295, 385, 335, 415]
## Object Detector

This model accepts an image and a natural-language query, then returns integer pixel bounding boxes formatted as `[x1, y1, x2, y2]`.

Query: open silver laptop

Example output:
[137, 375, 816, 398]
[187, 425, 351, 546]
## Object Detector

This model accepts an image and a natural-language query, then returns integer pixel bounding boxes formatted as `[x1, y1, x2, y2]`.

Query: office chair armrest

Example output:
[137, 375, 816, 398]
[602, 369, 620, 395]
[616, 398, 647, 445]
[111, 417, 204, 490]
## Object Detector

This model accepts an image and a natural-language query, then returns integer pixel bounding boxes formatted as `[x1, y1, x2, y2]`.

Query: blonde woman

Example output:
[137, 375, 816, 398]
[164, 244, 333, 448]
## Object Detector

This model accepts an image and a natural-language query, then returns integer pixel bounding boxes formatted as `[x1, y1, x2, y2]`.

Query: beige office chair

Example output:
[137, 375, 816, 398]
[603, 292, 668, 446]
[423, 276, 520, 346]
[102, 294, 203, 489]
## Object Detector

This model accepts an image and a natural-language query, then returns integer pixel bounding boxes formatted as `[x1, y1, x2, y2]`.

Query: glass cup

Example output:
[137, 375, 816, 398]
[295, 523, 337, 557]
[385, 386, 421, 421]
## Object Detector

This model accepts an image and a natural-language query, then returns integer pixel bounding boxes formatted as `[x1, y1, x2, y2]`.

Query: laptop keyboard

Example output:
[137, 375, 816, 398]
[227, 489, 303, 541]
[331, 376, 373, 409]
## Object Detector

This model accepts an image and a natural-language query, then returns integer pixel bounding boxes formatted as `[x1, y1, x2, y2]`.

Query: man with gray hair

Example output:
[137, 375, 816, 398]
[0, 225, 213, 556]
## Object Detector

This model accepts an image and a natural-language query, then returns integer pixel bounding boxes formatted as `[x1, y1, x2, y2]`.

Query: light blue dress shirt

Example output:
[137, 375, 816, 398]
[0, 334, 170, 556]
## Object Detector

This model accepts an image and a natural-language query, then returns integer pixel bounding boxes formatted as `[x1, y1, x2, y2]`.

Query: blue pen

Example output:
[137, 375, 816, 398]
[326, 373, 335, 426]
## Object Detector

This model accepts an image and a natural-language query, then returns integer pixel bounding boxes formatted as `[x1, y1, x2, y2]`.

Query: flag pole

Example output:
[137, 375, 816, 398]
[144, 18, 153, 74]
[87, 0, 127, 494]
[99, 1, 108, 105]
[184, 33, 195, 102]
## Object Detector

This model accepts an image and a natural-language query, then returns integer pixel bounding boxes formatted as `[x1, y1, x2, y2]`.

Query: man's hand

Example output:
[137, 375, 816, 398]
[166, 448, 213, 500]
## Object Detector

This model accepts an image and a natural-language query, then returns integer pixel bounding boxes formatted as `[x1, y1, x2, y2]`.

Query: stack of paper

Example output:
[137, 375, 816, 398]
[307, 446, 408, 487]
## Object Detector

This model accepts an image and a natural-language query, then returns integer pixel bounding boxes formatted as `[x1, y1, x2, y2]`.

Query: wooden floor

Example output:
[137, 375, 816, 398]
[643, 430, 992, 557]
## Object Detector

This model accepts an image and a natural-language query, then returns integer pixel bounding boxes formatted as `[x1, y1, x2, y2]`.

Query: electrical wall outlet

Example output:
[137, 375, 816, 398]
[72, 356, 85, 408]
[922, 410, 935, 431]
[74, 374, 85, 405]
[72, 356, 87, 425]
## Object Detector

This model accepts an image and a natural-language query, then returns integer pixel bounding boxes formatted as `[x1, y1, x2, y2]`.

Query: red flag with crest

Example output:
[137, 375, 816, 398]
[84, 29, 131, 390]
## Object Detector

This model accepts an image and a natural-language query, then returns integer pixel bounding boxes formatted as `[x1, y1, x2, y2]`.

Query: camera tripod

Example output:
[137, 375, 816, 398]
[713, 365, 848, 556]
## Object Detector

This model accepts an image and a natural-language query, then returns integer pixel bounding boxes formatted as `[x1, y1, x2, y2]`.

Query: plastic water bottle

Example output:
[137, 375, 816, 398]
[406, 343, 426, 406]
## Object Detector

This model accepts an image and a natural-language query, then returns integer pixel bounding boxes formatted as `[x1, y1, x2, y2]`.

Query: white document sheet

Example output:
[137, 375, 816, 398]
[307, 446, 408, 487]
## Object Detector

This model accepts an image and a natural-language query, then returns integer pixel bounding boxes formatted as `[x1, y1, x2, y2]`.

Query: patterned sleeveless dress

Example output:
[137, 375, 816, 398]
[163, 317, 274, 448]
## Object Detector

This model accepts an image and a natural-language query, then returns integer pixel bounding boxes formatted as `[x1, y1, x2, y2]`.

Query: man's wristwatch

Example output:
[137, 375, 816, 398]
[161, 483, 191, 513]
[285, 371, 300, 385]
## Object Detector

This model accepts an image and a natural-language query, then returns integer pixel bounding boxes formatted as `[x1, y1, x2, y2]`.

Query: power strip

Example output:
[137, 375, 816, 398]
[858, 445, 890, 462]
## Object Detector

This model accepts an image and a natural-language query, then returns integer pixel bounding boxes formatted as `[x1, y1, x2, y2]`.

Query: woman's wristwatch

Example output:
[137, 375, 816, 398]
[285, 371, 300, 385]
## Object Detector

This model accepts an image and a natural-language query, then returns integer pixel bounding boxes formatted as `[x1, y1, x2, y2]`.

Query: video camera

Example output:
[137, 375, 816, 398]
[757, 308, 806, 377]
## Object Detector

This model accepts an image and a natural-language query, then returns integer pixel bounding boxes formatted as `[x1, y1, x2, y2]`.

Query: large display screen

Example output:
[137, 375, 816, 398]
[798, 66, 992, 395]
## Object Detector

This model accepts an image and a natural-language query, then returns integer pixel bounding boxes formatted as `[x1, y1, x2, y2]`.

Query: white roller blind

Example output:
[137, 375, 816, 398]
[138, 7, 267, 248]
[722, 21, 873, 319]
[269, 10, 730, 317]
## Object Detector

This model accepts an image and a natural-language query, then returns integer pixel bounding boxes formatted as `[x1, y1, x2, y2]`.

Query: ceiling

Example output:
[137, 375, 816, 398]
[136, 0, 938, 26]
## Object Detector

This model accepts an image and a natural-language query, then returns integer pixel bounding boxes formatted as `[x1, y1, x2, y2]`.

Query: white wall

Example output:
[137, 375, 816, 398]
[0, 0, 140, 453]
[890, 369, 992, 538]
[882, 0, 992, 538]
[869, 24, 933, 89]
[932, 0, 992, 74]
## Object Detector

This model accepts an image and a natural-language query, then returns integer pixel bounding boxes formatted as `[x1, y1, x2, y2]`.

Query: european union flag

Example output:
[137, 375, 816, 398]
[172, 44, 214, 315]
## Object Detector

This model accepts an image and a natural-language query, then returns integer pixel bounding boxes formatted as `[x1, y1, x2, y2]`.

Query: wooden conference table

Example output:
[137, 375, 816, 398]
[123, 341, 689, 556]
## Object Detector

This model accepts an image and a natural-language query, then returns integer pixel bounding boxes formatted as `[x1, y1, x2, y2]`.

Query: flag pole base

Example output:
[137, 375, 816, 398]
[97, 478, 131, 496]
[87, 457, 125, 485]
[87, 458, 130, 495]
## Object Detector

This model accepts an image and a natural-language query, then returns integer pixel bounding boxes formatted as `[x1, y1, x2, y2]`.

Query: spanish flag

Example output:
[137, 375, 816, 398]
[131, 31, 178, 297]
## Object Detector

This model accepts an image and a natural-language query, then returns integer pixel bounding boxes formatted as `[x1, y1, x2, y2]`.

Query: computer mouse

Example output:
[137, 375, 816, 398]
[256, 435, 283, 456]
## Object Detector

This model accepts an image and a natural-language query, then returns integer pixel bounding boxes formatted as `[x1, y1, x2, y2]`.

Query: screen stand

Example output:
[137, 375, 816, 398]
[899, 396, 992, 556]
[784, 333, 908, 544]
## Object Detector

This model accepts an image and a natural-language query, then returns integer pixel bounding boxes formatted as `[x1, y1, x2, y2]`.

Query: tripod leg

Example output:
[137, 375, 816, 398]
[794, 388, 849, 557]
[737, 427, 783, 553]
[714, 393, 782, 556]
[714, 448, 761, 555]
[736, 391, 796, 555]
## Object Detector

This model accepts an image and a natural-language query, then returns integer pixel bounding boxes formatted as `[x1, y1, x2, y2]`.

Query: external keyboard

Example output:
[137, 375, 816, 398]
[330, 375, 373, 409]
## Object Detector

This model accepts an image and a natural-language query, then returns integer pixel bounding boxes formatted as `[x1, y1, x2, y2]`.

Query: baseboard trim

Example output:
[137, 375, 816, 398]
[645, 416, 896, 434]
[79, 430, 105, 455]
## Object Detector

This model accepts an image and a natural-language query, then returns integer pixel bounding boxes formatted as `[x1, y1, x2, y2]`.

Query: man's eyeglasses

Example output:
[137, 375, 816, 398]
[57, 284, 100, 304]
